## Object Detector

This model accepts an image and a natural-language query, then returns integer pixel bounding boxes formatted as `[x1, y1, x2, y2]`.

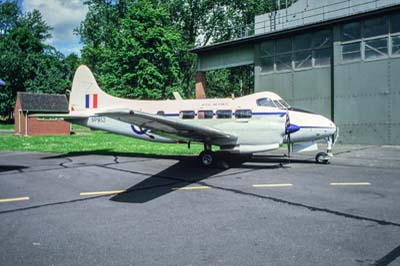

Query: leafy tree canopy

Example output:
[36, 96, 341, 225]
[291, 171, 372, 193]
[77, 0, 184, 99]
[0, 0, 72, 119]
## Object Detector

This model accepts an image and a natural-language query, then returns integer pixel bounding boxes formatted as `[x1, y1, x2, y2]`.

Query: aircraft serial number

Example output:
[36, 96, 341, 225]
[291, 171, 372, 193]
[90, 116, 106, 123]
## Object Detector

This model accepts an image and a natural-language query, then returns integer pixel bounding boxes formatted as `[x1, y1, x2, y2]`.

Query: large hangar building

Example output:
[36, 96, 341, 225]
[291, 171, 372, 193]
[192, 0, 400, 145]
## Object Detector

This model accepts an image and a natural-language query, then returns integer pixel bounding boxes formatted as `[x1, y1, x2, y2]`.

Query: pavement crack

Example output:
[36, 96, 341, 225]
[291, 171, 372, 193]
[198, 183, 400, 228]
[59, 157, 73, 168]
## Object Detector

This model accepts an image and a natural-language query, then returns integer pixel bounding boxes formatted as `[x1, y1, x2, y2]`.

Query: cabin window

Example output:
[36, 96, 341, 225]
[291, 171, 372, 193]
[198, 110, 213, 119]
[256, 98, 275, 107]
[180, 110, 195, 119]
[156, 111, 165, 116]
[216, 110, 232, 119]
[235, 109, 252, 119]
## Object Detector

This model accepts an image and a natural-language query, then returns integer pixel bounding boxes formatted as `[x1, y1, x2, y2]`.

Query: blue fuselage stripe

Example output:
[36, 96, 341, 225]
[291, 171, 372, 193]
[163, 112, 287, 117]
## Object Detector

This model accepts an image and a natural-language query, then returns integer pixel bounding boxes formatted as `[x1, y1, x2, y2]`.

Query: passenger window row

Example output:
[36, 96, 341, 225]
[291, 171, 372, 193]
[158, 110, 253, 119]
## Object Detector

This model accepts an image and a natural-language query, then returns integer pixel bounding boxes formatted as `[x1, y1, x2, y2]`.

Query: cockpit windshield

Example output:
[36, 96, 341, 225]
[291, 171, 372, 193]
[256, 98, 276, 107]
[257, 97, 291, 109]
[278, 99, 291, 109]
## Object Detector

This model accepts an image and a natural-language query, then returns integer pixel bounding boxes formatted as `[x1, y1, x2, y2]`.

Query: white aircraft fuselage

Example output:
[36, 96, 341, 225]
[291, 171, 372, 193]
[43, 65, 337, 165]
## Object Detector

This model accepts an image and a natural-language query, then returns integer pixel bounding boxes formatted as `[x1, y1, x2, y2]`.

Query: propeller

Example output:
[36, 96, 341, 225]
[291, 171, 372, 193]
[285, 113, 291, 159]
[285, 112, 300, 160]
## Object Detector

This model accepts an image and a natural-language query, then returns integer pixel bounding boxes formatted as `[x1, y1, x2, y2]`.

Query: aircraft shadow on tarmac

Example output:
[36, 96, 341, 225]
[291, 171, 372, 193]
[107, 155, 305, 204]
[0, 165, 28, 173]
[42, 149, 317, 166]
[109, 157, 226, 203]
[42, 150, 317, 204]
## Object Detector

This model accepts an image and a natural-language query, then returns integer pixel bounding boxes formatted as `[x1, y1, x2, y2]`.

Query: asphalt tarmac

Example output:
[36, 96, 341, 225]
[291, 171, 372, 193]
[0, 145, 399, 266]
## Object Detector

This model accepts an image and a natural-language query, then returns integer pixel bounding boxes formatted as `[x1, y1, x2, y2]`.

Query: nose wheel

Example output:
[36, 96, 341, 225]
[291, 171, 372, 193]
[315, 133, 337, 164]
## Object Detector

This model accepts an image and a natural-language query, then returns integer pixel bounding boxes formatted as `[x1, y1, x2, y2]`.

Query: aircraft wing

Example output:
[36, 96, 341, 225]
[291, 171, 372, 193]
[96, 109, 237, 143]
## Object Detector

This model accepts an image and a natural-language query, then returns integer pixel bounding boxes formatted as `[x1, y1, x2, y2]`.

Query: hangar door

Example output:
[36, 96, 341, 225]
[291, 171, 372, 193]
[334, 17, 400, 145]
[255, 29, 333, 119]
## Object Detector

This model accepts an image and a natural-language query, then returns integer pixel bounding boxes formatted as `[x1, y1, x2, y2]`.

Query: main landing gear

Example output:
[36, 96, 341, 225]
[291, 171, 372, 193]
[199, 144, 215, 167]
[198, 144, 247, 169]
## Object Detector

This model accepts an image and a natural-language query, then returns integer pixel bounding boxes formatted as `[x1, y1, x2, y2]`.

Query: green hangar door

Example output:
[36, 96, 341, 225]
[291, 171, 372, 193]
[334, 15, 400, 145]
[255, 29, 333, 120]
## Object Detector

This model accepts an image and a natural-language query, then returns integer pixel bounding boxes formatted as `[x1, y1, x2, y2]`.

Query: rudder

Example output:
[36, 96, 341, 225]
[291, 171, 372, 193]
[69, 65, 110, 113]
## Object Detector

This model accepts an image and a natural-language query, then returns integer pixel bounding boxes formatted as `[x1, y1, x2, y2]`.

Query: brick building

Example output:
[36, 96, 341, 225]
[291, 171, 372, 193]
[14, 92, 70, 136]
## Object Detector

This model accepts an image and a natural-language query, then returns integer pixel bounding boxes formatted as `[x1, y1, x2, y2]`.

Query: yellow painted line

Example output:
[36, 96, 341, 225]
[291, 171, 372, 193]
[80, 190, 126, 196]
[172, 186, 211, 191]
[330, 182, 371, 186]
[0, 197, 30, 203]
[253, 184, 293, 188]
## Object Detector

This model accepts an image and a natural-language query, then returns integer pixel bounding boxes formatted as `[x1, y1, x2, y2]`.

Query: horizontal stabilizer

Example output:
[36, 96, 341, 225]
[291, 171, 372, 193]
[29, 113, 88, 120]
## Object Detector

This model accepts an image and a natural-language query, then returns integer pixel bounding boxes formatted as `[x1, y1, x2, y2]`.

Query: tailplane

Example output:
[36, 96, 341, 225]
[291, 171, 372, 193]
[69, 65, 111, 113]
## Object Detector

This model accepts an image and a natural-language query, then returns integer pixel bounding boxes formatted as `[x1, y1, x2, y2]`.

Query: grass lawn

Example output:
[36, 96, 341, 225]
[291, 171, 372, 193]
[0, 124, 14, 130]
[0, 125, 203, 155]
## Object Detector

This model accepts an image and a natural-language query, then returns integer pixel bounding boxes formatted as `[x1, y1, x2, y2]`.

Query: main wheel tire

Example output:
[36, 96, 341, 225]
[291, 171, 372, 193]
[315, 152, 329, 164]
[199, 151, 214, 167]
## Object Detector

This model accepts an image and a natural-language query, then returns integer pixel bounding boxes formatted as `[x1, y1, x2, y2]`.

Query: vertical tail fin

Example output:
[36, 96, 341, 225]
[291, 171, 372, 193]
[69, 65, 110, 113]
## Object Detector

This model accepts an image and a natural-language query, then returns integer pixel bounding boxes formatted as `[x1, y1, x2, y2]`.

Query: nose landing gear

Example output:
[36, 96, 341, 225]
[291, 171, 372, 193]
[315, 129, 338, 164]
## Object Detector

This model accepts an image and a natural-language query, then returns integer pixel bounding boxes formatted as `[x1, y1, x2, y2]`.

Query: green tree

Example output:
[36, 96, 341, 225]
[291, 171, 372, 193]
[0, 1, 71, 119]
[77, 0, 184, 99]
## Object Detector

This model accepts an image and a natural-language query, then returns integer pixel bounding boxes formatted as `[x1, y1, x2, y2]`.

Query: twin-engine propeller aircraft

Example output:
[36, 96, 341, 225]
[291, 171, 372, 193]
[34, 65, 337, 167]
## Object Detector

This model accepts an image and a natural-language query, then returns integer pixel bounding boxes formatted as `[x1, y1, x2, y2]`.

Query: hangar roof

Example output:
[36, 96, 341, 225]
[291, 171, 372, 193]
[17, 92, 69, 113]
[191, 3, 400, 55]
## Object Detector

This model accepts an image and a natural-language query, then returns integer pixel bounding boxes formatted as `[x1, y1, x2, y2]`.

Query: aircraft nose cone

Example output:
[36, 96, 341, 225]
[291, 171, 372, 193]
[326, 119, 337, 136]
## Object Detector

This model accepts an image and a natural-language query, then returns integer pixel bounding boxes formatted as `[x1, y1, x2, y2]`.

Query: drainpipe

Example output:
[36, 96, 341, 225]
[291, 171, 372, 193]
[25, 110, 28, 136]
[18, 109, 22, 135]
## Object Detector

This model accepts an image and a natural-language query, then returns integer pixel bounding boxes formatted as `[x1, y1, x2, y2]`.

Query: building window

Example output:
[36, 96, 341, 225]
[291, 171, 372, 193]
[260, 41, 275, 73]
[340, 14, 400, 63]
[261, 56, 274, 73]
[314, 48, 331, 66]
[276, 38, 291, 54]
[313, 29, 331, 48]
[260, 41, 274, 56]
[180, 111, 195, 119]
[258, 29, 332, 73]
[293, 33, 312, 70]
[341, 21, 361, 42]
[391, 13, 400, 57]
[197, 110, 213, 119]
[276, 54, 292, 71]
[294, 50, 312, 69]
[390, 13, 400, 33]
[365, 38, 388, 60]
[342, 42, 361, 62]
[294, 33, 312, 50]
[275, 38, 292, 72]
[392, 35, 400, 56]
[216, 110, 232, 119]
[235, 109, 252, 119]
